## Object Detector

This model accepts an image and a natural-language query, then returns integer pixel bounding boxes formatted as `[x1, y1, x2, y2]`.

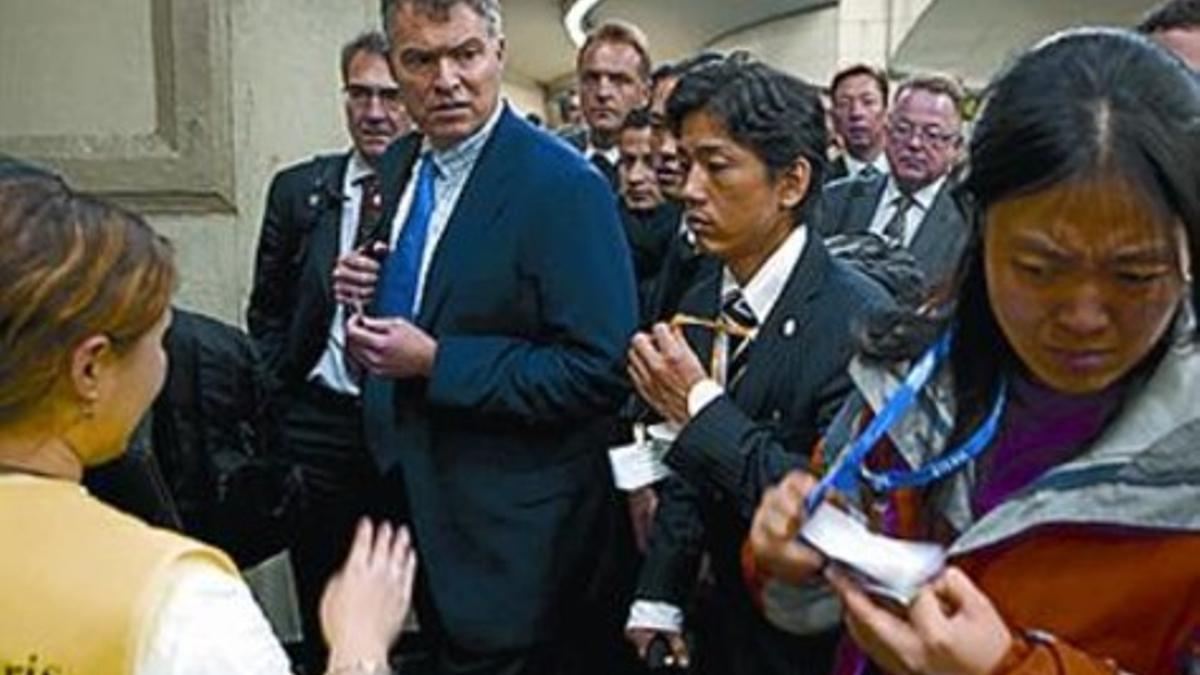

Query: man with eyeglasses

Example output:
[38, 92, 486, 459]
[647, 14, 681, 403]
[819, 74, 969, 287]
[246, 29, 409, 670]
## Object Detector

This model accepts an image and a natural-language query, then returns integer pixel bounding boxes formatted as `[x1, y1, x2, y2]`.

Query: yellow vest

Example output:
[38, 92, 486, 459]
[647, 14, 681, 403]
[0, 476, 237, 674]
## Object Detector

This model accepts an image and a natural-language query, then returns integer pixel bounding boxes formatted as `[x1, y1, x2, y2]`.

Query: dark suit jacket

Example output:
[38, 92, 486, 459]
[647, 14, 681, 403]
[246, 152, 348, 395]
[638, 203, 720, 325]
[825, 155, 850, 183]
[636, 236, 893, 673]
[819, 172, 968, 286]
[247, 146, 425, 396]
[364, 108, 638, 650]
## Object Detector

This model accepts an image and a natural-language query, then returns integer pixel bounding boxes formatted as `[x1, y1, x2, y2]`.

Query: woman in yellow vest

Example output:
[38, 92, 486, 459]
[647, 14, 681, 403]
[0, 172, 415, 675]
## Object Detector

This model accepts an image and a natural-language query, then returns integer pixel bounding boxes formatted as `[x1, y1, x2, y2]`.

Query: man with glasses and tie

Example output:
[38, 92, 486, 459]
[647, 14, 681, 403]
[819, 74, 969, 287]
[624, 55, 893, 675]
[246, 30, 410, 670]
[333, 1, 638, 673]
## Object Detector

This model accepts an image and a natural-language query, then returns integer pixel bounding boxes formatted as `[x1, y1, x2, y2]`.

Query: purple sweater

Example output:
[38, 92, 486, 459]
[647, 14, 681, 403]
[971, 374, 1125, 517]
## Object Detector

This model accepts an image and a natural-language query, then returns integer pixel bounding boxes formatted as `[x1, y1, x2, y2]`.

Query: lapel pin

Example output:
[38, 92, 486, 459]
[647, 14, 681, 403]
[307, 193, 321, 208]
[782, 318, 797, 337]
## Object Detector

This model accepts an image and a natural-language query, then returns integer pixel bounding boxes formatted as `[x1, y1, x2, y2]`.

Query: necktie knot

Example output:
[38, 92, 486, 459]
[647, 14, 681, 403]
[721, 289, 758, 332]
[882, 192, 916, 247]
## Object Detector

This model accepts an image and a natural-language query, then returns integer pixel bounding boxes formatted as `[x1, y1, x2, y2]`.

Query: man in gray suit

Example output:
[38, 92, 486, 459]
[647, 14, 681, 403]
[819, 74, 968, 287]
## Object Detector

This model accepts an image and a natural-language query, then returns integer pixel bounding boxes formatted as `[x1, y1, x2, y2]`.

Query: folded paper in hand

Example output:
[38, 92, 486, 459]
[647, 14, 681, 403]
[800, 502, 945, 604]
[608, 423, 677, 491]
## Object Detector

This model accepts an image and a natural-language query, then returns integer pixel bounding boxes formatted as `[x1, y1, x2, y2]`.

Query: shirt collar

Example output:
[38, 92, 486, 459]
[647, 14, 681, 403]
[343, 151, 375, 192]
[586, 143, 620, 166]
[844, 152, 889, 178]
[882, 174, 947, 212]
[422, 99, 506, 178]
[720, 225, 809, 323]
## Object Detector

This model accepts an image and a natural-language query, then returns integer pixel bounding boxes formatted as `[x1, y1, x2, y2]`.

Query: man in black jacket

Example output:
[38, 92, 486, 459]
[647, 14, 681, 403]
[245, 30, 409, 668]
[625, 55, 893, 675]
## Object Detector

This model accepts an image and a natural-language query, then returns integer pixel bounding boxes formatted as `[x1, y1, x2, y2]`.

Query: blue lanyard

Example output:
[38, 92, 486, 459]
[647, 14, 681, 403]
[804, 332, 1007, 513]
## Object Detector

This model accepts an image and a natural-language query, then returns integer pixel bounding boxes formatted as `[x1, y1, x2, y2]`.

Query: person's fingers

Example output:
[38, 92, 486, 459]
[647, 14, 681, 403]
[759, 487, 802, 539]
[907, 582, 952, 644]
[624, 629, 653, 658]
[668, 633, 690, 666]
[827, 567, 922, 656]
[933, 566, 979, 612]
[627, 349, 658, 398]
[347, 518, 374, 570]
[369, 521, 395, 571]
[390, 525, 416, 582]
[356, 314, 398, 334]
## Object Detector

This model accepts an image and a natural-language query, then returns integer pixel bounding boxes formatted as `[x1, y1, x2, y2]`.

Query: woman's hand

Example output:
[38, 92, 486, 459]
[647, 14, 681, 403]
[748, 470, 826, 584]
[320, 519, 418, 668]
[827, 565, 1013, 675]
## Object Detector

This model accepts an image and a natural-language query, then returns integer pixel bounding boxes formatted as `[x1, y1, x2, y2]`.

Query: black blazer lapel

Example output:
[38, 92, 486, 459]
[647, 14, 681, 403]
[843, 173, 888, 235]
[909, 181, 967, 282]
[416, 109, 522, 328]
[305, 154, 350, 304]
[730, 235, 830, 414]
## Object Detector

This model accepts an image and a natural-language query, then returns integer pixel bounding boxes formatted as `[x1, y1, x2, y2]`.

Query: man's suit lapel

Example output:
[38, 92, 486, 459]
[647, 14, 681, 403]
[909, 181, 965, 280]
[416, 109, 522, 329]
[731, 234, 829, 415]
[843, 173, 888, 234]
[308, 154, 351, 302]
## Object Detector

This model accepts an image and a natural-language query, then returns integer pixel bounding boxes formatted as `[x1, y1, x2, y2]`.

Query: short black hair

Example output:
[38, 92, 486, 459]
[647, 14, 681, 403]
[665, 53, 828, 224]
[830, 63, 889, 104]
[621, 106, 653, 131]
[651, 52, 725, 88]
[1137, 0, 1200, 33]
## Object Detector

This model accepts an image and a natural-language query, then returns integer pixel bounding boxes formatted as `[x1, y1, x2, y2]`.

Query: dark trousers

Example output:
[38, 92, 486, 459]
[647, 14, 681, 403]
[283, 382, 395, 671]
[403, 482, 642, 675]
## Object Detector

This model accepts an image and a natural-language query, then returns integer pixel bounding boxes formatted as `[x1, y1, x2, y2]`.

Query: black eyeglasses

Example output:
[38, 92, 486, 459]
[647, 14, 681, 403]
[887, 118, 959, 148]
[344, 84, 403, 107]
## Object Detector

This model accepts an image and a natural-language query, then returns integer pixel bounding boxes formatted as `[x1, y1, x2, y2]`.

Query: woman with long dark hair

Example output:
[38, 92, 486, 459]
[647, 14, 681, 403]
[747, 28, 1200, 674]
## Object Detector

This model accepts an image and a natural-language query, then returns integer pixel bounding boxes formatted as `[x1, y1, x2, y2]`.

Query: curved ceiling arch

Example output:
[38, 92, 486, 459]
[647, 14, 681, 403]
[503, 0, 837, 87]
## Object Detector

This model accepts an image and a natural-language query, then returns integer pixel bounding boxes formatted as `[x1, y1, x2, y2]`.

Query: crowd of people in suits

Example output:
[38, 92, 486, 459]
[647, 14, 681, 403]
[2, 0, 1200, 674]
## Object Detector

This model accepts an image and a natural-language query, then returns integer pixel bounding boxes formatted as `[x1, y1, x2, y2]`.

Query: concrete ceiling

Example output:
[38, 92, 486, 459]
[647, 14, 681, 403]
[502, 0, 835, 86]
[891, 0, 1161, 87]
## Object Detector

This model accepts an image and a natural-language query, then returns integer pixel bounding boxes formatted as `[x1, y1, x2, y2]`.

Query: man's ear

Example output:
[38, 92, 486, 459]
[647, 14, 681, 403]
[778, 157, 812, 211]
[69, 335, 112, 405]
[495, 35, 507, 66]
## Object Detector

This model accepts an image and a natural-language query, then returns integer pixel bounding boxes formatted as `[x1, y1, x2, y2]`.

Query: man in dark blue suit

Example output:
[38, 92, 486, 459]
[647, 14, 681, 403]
[334, 1, 638, 673]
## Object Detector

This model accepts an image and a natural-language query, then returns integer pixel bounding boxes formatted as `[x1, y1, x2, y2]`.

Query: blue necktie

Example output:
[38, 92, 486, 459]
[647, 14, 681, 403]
[377, 154, 438, 318]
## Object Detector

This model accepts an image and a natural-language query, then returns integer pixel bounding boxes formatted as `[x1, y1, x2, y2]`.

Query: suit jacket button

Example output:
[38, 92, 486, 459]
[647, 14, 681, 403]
[772, 409, 783, 421]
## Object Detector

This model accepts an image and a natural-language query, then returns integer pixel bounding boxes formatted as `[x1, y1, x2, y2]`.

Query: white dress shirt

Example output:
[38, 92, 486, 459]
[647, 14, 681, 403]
[866, 175, 947, 248]
[310, 151, 376, 395]
[842, 152, 889, 180]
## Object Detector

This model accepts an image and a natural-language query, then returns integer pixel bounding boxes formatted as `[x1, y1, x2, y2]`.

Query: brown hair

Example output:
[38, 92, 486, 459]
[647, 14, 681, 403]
[0, 176, 176, 423]
[577, 20, 652, 81]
